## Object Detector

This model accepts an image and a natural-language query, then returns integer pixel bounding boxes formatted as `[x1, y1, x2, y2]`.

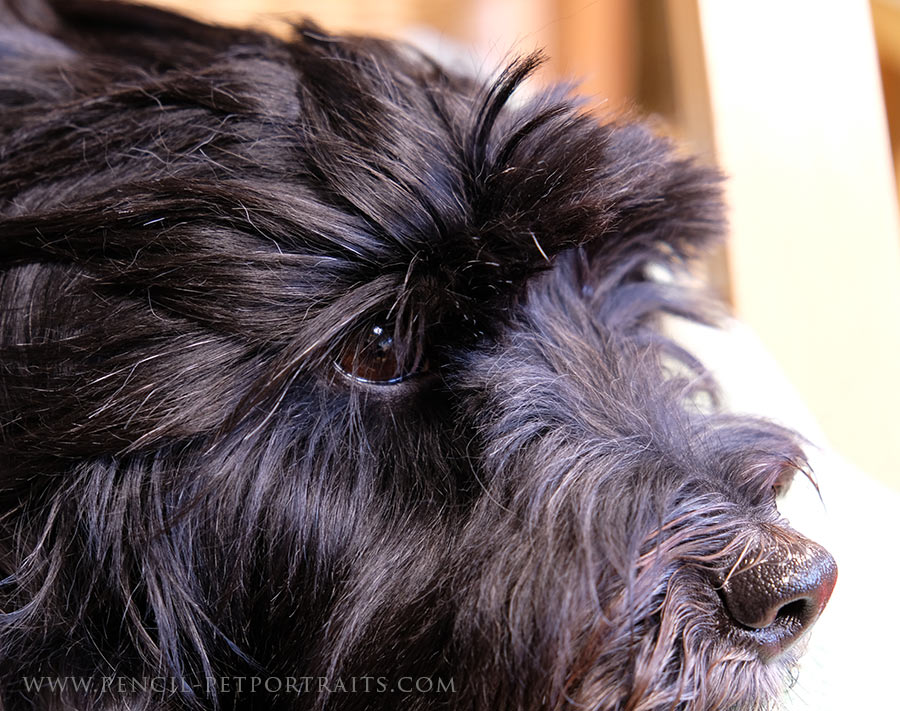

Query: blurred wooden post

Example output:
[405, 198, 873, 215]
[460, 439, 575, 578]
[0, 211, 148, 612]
[666, 0, 900, 486]
[552, 0, 637, 110]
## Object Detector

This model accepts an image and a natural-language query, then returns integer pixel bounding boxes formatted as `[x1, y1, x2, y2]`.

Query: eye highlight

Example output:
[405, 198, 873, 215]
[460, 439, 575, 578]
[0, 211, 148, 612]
[335, 324, 424, 385]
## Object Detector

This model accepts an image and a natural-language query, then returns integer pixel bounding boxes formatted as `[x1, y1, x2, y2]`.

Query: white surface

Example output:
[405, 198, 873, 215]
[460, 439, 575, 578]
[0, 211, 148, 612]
[697, 0, 900, 482]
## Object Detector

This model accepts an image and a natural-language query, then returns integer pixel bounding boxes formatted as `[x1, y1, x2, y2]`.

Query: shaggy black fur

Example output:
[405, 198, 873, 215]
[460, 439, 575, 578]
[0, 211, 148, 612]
[0, 2, 837, 710]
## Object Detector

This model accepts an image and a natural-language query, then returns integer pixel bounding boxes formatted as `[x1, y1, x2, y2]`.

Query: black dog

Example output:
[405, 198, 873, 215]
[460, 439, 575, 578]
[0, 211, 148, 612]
[0, 2, 837, 709]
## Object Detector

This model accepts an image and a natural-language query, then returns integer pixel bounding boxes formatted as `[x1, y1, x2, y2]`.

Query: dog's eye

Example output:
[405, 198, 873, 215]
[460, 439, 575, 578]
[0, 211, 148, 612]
[335, 324, 418, 385]
[772, 467, 797, 498]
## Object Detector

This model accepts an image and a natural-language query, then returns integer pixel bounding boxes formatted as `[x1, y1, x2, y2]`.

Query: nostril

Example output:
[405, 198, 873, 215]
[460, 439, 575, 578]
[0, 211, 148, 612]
[726, 588, 819, 631]
[717, 532, 837, 661]
[774, 598, 813, 627]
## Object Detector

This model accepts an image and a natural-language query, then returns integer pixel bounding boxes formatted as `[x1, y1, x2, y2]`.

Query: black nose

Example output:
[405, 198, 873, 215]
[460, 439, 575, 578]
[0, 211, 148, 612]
[718, 530, 837, 661]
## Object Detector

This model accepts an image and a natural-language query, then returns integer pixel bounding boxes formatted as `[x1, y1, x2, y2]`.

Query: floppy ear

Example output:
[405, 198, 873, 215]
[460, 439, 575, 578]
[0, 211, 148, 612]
[0, 0, 75, 110]
[0, 0, 58, 31]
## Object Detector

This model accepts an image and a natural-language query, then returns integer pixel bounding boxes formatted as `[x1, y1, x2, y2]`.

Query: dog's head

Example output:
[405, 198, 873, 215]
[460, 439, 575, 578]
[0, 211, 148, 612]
[0, 2, 836, 709]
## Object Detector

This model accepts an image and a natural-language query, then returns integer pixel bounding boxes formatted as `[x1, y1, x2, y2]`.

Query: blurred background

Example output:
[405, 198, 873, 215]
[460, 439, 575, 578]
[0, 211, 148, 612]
[142, 0, 900, 491]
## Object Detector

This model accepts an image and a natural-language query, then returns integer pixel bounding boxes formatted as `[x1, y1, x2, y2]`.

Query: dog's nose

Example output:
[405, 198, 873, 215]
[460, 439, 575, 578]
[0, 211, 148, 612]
[718, 531, 837, 661]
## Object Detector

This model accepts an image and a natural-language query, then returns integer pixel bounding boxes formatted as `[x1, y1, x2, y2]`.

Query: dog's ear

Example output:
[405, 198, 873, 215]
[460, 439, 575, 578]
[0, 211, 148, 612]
[0, 0, 58, 32]
[0, 0, 66, 60]
[1, 0, 258, 78]
[0, 0, 78, 114]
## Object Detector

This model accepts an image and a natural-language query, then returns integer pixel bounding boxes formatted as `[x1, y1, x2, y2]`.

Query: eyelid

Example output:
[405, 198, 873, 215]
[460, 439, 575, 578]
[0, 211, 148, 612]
[333, 359, 412, 386]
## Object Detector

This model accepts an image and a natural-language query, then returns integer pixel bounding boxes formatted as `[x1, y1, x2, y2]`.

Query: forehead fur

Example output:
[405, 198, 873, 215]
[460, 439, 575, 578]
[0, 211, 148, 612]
[1, 1, 721, 339]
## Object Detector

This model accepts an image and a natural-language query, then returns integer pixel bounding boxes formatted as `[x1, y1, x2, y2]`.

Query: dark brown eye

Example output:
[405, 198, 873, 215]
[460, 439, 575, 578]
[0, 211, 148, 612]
[772, 467, 797, 498]
[335, 324, 414, 385]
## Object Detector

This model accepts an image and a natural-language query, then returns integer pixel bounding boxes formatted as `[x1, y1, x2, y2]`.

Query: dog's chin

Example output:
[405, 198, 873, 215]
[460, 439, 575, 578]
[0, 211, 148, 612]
[713, 600, 812, 666]
[682, 608, 804, 710]
[598, 572, 806, 711]
[572, 647, 795, 711]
